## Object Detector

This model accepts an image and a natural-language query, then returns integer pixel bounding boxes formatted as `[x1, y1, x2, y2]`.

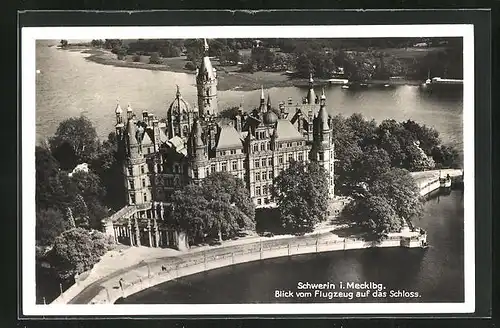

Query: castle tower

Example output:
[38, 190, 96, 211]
[196, 38, 218, 117]
[188, 119, 209, 182]
[306, 73, 317, 105]
[312, 89, 334, 198]
[123, 113, 152, 206]
[167, 85, 194, 140]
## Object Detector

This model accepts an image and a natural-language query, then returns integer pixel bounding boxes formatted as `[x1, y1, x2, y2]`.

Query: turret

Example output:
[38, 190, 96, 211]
[115, 101, 123, 124]
[126, 115, 141, 158]
[197, 38, 218, 117]
[258, 86, 266, 113]
[306, 73, 316, 105]
[127, 104, 134, 120]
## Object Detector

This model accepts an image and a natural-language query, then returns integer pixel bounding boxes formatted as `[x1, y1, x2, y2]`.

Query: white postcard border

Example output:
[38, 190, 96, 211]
[22, 24, 475, 316]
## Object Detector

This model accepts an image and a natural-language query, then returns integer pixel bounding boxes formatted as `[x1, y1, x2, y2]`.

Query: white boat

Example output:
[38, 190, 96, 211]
[36, 69, 41, 74]
[439, 177, 452, 188]
[341, 85, 350, 89]
[384, 84, 390, 87]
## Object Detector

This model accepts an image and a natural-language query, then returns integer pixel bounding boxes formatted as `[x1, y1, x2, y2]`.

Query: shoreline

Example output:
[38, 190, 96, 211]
[47, 169, 461, 305]
[59, 47, 425, 92]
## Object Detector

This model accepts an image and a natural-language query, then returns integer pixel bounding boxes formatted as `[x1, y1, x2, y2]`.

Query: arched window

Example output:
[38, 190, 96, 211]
[182, 125, 189, 137]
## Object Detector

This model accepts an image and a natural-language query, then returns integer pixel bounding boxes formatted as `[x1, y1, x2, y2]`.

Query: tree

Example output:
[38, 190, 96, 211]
[149, 52, 163, 64]
[184, 61, 196, 71]
[50, 228, 111, 281]
[353, 145, 392, 184]
[402, 120, 441, 155]
[431, 144, 461, 169]
[272, 161, 329, 234]
[60, 40, 68, 48]
[369, 168, 424, 223]
[342, 195, 401, 240]
[49, 116, 100, 169]
[169, 172, 255, 244]
[36, 208, 69, 246]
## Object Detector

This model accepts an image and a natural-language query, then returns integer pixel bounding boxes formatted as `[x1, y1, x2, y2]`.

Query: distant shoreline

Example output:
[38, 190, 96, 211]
[58, 46, 426, 91]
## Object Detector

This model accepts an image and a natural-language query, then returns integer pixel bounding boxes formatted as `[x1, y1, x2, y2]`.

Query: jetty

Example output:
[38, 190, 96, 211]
[410, 169, 463, 196]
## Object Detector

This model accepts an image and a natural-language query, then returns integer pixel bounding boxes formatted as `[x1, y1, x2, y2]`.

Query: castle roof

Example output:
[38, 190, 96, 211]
[115, 102, 122, 114]
[216, 125, 243, 150]
[275, 119, 304, 141]
[168, 86, 191, 114]
[306, 74, 316, 105]
[317, 104, 330, 131]
[167, 136, 187, 156]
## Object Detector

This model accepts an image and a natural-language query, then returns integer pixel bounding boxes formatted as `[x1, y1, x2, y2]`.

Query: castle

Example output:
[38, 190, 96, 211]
[104, 39, 335, 249]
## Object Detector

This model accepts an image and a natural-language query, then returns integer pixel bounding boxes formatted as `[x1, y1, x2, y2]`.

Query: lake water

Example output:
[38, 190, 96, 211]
[118, 190, 464, 304]
[35, 41, 465, 304]
[35, 41, 463, 157]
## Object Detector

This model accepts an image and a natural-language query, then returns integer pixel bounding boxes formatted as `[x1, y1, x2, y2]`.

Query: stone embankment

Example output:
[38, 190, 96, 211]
[51, 169, 459, 305]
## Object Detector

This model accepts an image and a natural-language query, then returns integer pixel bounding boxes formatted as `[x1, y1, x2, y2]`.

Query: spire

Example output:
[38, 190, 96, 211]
[260, 85, 265, 102]
[267, 93, 272, 108]
[176, 84, 181, 97]
[306, 74, 316, 105]
[127, 103, 133, 112]
[115, 101, 122, 114]
[317, 103, 330, 132]
[204, 38, 209, 53]
[320, 88, 326, 105]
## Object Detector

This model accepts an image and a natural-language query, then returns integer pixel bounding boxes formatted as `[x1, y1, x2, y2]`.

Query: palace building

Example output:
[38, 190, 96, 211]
[103, 39, 335, 249]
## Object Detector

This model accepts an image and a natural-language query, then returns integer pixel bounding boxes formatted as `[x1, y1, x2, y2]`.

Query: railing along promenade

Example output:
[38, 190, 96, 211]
[82, 233, 422, 304]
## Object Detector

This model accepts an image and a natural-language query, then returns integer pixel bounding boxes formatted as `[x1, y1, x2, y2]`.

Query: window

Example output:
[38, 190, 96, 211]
[230, 149, 236, 155]
[319, 153, 324, 161]
[253, 144, 259, 152]
[211, 163, 216, 173]
[232, 161, 238, 171]
[268, 171, 273, 180]
[128, 167, 133, 175]
[147, 148, 151, 154]
[157, 164, 162, 173]
[129, 180, 135, 189]
[288, 154, 294, 162]
[255, 172, 261, 181]
[141, 165, 145, 174]
[193, 169, 199, 179]
[279, 155, 283, 164]
[254, 159, 260, 168]
[261, 158, 266, 167]
[221, 162, 227, 171]
[268, 157, 273, 166]
[266, 142, 270, 150]
[287, 142, 292, 147]
[143, 193, 147, 202]
[205, 168, 210, 177]
[263, 185, 268, 195]
[298, 152, 304, 162]
[257, 198, 262, 205]
[279, 143, 283, 149]
[174, 165, 179, 173]
[260, 143, 265, 151]
[256, 187, 261, 196]
[220, 151, 226, 156]
[142, 178, 146, 188]
[130, 194, 136, 204]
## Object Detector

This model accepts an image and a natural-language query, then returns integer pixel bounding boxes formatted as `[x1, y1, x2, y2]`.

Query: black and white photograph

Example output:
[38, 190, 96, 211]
[22, 23, 475, 316]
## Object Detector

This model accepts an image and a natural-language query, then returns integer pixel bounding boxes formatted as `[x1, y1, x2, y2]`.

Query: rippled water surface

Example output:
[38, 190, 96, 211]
[35, 41, 463, 156]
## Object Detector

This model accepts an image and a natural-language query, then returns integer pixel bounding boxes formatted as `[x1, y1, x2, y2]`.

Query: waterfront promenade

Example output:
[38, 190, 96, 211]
[50, 169, 460, 305]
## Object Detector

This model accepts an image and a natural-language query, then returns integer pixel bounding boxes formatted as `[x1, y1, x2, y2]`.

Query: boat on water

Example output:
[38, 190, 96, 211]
[439, 174, 452, 188]
[341, 85, 350, 89]
[36, 69, 41, 74]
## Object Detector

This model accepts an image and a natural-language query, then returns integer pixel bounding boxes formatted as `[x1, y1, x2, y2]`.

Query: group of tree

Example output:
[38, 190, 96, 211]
[340, 168, 424, 241]
[272, 161, 330, 234]
[36, 116, 125, 247]
[330, 113, 460, 197]
[36, 116, 125, 281]
[168, 172, 256, 244]
[329, 113, 460, 240]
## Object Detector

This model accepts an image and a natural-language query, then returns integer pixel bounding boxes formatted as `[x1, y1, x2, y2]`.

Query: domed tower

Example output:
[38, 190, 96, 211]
[167, 85, 194, 140]
[123, 113, 152, 206]
[188, 119, 209, 182]
[196, 38, 218, 117]
[312, 88, 334, 198]
[263, 93, 278, 126]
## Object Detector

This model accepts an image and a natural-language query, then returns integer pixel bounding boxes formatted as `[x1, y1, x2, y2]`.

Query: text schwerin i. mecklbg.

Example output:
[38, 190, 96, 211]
[297, 281, 385, 291]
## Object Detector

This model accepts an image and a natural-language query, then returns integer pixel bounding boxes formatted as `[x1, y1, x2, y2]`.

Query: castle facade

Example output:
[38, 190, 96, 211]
[104, 40, 335, 249]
